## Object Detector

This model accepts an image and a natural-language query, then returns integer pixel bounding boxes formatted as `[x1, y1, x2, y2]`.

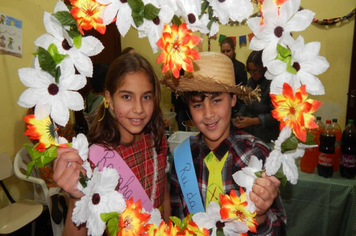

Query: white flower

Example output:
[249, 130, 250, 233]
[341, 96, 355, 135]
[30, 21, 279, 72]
[34, 3, 104, 77]
[17, 58, 86, 126]
[176, 0, 210, 34]
[265, 126, 305, 184]
[71, 133, 93, 188]
[145, 208, 163, 226]
[192, 201, 249, 236]
[97, 0, 134, 37]
[138, 0, 177, 53]
[72, 167, 126, 236]
[266, 36, 329, 95]
[207, 0, 253, 25]
[232, 155, 263, 193]
[247, 0, 315, 66]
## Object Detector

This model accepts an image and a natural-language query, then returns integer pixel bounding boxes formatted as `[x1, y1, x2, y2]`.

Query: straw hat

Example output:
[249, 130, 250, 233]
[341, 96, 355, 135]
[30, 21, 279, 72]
[160, 52, 260, 103]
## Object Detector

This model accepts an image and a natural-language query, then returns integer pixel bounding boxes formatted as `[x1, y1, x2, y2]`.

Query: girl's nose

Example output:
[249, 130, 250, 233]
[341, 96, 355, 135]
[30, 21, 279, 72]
[133, 100, 143, 114]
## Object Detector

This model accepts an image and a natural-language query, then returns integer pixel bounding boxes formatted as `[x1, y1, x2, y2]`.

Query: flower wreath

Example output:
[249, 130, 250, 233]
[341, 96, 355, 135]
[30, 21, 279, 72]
[18, 0, 328, 235]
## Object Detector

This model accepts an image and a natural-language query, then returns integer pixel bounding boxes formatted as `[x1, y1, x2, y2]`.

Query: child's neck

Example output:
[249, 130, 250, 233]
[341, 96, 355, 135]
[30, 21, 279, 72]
[120, 133, 143, 146]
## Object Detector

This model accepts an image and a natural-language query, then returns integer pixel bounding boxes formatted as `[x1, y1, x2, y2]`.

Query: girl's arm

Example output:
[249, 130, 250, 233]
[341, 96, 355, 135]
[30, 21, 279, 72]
[63, 198, 87, 236]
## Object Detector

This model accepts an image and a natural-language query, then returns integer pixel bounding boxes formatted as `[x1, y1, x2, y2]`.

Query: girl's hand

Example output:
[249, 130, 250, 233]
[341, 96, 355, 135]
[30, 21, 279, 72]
[53, 147, 86, 199]
[250, 173, 280, 219]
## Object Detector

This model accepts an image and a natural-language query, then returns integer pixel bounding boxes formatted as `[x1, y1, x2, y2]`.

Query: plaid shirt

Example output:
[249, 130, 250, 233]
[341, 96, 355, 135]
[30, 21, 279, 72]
[116, 133, 168, 209]
[170, 126, 286, 235]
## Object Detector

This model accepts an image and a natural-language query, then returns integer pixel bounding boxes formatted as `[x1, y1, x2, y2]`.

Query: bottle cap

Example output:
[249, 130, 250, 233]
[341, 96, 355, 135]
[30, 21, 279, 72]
[332, 118, 337, 123]
[326, 119, 331, 124]
[348, 119, 354, 124]
[317, 116, 321, 120]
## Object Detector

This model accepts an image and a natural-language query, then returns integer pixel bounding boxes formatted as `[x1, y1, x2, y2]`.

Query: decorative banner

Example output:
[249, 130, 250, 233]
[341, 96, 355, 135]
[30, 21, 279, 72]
[312, 8, 355, 25]
[239, 35, 247, 47]
[230, 36, 237, 47]
[218, 34, 226, 43]
[248, 33, 255, 42]
[0, 12, 22, 58]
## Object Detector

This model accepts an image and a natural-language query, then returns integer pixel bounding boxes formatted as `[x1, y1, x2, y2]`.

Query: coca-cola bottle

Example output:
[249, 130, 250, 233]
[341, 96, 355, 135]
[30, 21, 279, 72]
[331, 119, 342, 171]
[317, 120, 335, 178]
[340, 119, 356, 179]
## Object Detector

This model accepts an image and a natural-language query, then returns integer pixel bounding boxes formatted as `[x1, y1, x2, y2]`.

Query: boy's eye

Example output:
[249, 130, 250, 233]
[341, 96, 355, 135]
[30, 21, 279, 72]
[192, 103, 202, 109]
[213, 99, 221, 104]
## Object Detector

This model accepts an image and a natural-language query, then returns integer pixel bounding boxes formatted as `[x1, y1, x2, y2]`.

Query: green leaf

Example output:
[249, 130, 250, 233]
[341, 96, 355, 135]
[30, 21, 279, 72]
[170, 216, 183, 229]
[79, 171, 88, 188]
[274, 167, 288, 186]
[276, 44, 297, 74]
[132, 13, 144, 27]
[128, 0, 145, 27]
[52, 11, 77, 27]
[143, 3, 160, 20]
[200, 0, 209, 17]
[47, 44, 67, 64]
[254, 170, 263, 178]
[216, 228, 225, 236]
[281, 134, 299, 152]
[171, 15, 182, 26]
[67, 28, 81, 38]
[73, 34, 82, 49]
[26, 160, 36, 177]
[302, 132, 317, 145]
[101, 212, 120, 236]
[38, 47, 57, 74]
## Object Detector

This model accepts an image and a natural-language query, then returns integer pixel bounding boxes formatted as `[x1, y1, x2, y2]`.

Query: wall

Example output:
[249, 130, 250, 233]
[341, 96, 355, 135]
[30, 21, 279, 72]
[0, 0, 355, 205]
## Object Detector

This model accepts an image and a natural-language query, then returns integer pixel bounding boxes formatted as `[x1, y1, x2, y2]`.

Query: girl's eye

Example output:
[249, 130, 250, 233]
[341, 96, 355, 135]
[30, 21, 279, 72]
[122, 94, 130, 99]
[143, 95, 151, 100]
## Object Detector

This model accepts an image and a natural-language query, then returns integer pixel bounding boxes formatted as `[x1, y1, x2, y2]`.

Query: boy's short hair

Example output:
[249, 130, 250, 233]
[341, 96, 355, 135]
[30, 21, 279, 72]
[160, 52, 260, 103]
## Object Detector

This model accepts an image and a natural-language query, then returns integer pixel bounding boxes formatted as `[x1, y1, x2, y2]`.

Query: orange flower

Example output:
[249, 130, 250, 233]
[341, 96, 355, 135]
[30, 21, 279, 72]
[23, 114, 58, 152]
[117, 198, 150, 236]
[156, 23, 200, 79]
[144, 220, 179, 236]
[220, 189, 257, 233]
[271, 83, 322, 142]
[70, 0, 106, 35]
[258, 0, 288, 24]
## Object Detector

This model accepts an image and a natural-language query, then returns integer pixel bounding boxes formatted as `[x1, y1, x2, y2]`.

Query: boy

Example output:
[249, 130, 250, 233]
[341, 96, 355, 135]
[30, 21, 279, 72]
[161, 52, 286, 235]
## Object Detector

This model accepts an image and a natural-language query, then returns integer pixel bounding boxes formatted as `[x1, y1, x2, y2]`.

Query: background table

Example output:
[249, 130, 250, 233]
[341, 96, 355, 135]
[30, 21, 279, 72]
[280, 168, 356, 236]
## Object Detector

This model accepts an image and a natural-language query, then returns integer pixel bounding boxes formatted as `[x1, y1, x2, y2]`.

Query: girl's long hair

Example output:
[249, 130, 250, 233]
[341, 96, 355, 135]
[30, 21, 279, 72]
[87, 53, 165, 153]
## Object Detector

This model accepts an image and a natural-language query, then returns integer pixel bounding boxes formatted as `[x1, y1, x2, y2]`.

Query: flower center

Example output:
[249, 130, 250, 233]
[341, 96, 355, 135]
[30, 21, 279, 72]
[218, 0, 226, 2]
[292, 62, 301, 71]
[173, 40, 180, 52]
[48, 83, 59, 96]
[187, 13, 196, 24]
[92, 193, 100, 205]
[120, 0, 127, 3]
[274, 26, 284, 38]
[62, 39, 72, 50]
[216, 221, 225, 229]
[81, 2, 99, 17]
[234, 210, 247, 221]
[290, 106, 296, 115]
[153, 16, 160, 25]
[124, 216, 134, 231]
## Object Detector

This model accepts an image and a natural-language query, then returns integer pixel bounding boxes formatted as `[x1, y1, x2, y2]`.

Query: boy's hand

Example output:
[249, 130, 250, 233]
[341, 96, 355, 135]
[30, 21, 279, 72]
[53, 147, 86, 199]
[234, 116, 260, 128]
[250, 173, 280, 217]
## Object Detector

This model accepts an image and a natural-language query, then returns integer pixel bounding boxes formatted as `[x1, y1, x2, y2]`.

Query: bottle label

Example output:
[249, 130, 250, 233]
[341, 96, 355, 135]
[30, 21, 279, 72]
[340, 154, 356, 168]
[318, 153, 333, 167]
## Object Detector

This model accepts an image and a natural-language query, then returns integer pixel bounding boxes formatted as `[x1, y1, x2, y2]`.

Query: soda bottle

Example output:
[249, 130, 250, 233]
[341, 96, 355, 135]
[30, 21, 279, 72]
[315, 117, 325, 145]
[340, 119, 356, 179]
[317, 120, 335, 178]
[300, 128, 318, 173]
[331, 118, 342, 171]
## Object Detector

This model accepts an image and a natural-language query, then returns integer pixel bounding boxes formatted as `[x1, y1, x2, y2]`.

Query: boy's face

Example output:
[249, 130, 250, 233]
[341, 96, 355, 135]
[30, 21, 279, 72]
[188, 93, 236, 150]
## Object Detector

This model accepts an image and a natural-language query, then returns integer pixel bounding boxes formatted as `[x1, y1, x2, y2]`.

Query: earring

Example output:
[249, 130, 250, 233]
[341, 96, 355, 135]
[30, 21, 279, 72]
[98, 97, 109, 122]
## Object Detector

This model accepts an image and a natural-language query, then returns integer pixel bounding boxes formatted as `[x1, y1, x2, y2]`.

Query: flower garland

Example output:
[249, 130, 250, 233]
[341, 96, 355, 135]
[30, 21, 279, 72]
[17, 0, 329, 235]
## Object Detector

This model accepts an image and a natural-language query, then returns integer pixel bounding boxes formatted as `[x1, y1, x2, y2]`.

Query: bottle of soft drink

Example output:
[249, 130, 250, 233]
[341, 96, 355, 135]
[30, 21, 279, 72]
[331, 118, 342, 171]
[340, 119, 356, 179]
[300, 127, 318, 173]
[317, 120, 335, 178]
[315, 117, 325, 145]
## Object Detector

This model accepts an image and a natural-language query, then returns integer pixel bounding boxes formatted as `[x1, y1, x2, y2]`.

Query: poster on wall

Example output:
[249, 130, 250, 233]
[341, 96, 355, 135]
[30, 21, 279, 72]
[0, 12, 22, 58]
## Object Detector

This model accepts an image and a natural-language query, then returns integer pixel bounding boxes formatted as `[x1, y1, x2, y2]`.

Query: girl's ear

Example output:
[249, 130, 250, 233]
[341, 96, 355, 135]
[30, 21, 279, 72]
[105, 91, 114, 110]
[231, 94, 237, 107]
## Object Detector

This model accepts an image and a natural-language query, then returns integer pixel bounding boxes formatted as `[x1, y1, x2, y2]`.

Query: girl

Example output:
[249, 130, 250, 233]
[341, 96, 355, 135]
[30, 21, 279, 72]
[53, 53, 170, 235]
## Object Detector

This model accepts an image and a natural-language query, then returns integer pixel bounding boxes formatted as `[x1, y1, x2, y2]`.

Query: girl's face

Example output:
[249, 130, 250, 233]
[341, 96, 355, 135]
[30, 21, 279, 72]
[247, 62, 264, 81]
[188, 93, 236, 150]
[106, 71, 154, 143]
[220, 43, 234, 59]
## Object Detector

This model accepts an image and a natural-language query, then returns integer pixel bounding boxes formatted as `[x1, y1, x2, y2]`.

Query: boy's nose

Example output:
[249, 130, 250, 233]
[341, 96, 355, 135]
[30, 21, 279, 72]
[203, 105, 215, 119]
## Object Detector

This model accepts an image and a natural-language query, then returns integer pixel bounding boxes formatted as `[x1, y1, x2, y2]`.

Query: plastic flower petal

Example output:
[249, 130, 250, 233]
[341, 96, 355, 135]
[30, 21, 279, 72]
[69, 0, 106, 35]
[156, 23, 200, 78]
[265, 126, 305, 184]
[35, 6, 104, 77]
[232, 156, 263, 193]
[117, 198, 151, 236]
[207, 0, 253, 25]
[18, 58, 86, 127]
[73, 167, 126, 236]
[71, 133, 93, 186]
[271, 83, 321, 142]
[176, 0, 210, 34]
[220, 189, 257, 233]
[23, 115, 58, 152]
[247, 0, 315, 65]
[96, 0, 134, 37]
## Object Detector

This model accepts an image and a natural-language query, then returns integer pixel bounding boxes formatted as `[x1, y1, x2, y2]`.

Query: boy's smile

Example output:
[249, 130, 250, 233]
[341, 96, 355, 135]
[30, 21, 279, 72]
[188, 93, 236, 150]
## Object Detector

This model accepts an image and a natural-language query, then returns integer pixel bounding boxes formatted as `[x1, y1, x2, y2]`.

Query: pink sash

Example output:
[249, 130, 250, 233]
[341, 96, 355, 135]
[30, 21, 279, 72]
[88, 144, 153, 211]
